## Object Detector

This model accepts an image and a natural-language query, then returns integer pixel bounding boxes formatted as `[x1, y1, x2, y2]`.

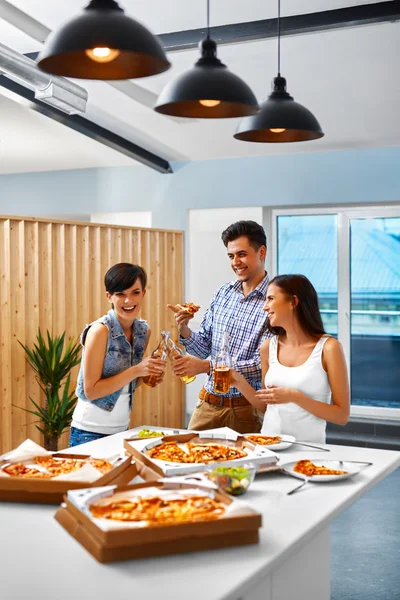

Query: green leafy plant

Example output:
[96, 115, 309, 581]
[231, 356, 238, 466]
[18, 330, 81, 450]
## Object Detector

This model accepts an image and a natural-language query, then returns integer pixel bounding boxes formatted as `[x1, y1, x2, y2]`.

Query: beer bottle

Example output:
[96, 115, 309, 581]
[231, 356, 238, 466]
[143, 330, 170, 387]
[166, 339, 196, 384]
[213, 331, 232, 394]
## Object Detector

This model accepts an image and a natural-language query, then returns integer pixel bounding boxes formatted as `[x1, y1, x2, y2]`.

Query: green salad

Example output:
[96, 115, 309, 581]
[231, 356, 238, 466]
[137, 429, 164, 438]
[208, 466, 254, 496]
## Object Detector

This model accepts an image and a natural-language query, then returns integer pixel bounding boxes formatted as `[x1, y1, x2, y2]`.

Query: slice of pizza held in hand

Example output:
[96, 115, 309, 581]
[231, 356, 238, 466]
[175, 302, 200, 315]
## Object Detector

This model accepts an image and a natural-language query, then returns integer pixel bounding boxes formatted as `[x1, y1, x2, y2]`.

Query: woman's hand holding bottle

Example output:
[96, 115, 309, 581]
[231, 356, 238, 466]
[135, 355, 166, 379]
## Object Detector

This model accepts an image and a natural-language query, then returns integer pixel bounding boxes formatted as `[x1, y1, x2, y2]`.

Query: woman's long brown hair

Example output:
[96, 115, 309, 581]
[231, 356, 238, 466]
[266, 274, 326, 337]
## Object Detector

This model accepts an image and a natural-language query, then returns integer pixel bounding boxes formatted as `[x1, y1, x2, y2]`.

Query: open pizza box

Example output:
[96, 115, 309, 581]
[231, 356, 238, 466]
[55, 478, 262, 563]
[124, 431, 279, 481]
[0, 439, 137, 504]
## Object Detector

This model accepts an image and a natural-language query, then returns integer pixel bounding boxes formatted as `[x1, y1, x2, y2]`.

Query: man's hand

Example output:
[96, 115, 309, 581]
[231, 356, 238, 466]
[167, 304, 193, 338]
[255, 386, 297, 405]
[171, 354, 210, 377]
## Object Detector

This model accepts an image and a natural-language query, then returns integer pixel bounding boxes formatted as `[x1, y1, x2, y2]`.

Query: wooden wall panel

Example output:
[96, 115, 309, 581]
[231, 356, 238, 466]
[0, 216, 184, 454]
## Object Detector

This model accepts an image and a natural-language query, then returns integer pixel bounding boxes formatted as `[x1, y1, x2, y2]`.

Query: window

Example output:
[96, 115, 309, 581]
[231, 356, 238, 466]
[271, 206, 400, 417]
[277, 214, 338, 335]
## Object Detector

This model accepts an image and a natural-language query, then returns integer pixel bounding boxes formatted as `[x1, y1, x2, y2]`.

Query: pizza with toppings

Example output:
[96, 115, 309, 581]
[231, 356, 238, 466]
[2, 456, 113, 478]
[2, 463, 52, 479]
[294, 459, 348, 477]
[146, 441, 247, 464]
[89, 494, 225, 525]
[175, 302, 200, 315]
[247, 435, 282, 446]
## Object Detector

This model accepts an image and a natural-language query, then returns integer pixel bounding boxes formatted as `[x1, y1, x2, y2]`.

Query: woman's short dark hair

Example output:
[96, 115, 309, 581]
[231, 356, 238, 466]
[104, 263, 147, 294]
[221, 220, 267, 250]
[266, 274, 326, 337]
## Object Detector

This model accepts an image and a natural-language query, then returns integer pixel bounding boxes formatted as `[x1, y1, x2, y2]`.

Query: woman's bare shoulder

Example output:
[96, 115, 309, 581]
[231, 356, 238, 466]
[260, 338, 271, 354]
[85, 322, 108, 344]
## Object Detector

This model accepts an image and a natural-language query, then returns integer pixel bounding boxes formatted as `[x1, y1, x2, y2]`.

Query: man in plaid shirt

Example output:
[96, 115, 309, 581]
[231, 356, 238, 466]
[169, 221, 270, 433]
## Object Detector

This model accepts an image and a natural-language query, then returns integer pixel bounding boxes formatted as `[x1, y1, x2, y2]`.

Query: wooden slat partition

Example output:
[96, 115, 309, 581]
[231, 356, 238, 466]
[0, 216, 184, 454]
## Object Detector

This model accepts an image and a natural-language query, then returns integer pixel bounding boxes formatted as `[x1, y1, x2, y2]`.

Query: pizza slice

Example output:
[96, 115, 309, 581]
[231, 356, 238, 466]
[247, 435, 282, 445]
[294, 459, 348, 476]
[175, 302, 200, 315]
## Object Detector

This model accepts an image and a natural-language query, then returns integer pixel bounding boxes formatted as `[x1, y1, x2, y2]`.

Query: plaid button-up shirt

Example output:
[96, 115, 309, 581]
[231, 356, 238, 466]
[182, 273, 270, 398]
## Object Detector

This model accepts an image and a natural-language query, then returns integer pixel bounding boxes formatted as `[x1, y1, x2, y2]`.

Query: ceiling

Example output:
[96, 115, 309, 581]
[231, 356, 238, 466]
[0, 0, 399, 173]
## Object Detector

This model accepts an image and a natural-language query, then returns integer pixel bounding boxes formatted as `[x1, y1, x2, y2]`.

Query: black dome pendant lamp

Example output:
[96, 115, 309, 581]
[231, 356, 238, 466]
[154, 0, 259, 118]
[234, 0, 324, 142]
[37, 0, 170, 80]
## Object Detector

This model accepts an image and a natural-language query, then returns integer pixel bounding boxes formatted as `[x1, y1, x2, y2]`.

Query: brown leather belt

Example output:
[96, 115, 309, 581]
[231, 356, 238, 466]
[199, 387, 250, 408]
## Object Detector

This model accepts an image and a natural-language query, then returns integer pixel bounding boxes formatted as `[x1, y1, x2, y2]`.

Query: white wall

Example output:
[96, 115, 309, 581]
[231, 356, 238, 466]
[90, 211, 152, 227]
[185, 207, 263, 417]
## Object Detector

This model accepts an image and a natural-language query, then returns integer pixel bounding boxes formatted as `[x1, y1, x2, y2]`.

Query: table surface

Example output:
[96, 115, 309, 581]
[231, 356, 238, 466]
[2, 427, 399, 600]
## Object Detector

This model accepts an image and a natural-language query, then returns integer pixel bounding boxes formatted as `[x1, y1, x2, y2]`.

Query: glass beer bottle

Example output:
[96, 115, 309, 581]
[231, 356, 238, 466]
[213, 331, 231, 394]
[167, 339, 196, 385]
[143, 330, 170, 387]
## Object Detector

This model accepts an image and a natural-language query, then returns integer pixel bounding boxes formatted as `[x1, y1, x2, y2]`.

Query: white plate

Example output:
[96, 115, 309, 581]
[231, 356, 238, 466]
[245, 433, 296, 451]
[281, 460, 361, 482]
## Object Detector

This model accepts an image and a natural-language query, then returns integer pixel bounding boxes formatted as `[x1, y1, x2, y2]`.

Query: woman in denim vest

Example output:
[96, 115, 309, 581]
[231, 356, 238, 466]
[69, 263, 166, 447]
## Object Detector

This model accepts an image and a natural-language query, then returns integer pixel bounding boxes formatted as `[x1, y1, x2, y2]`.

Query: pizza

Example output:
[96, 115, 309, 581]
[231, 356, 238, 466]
[146, 441, 247, 464]
[294, 459, 348, 477]
[89, 494, 225, 525]
[175, 302, 200, 315]
[2, 456, 113, 479]
[2, 462, 52, 479]
[35, 456, 86, 476]
[247, 435, 282, 446]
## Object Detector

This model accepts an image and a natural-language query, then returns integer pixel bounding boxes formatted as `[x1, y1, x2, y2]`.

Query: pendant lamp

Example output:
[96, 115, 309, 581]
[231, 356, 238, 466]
[154, 0, 259, 118]
[37, 0, 170, 80]
[234, 0, 324, 142]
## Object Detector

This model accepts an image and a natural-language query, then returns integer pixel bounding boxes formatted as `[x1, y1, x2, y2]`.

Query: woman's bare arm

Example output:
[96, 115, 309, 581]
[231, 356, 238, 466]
[83, 324, 164, 400]
[229, 339, 270, 412]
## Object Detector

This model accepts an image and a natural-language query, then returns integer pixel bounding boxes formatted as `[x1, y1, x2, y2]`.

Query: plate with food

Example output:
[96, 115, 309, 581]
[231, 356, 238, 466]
[281, 459, 362, 482]
[245, 433, 296, 451]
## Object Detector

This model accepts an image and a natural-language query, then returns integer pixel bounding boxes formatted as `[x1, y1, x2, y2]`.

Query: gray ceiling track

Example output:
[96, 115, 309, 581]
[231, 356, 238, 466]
[0, 75, 173, 174]
[158, 1, 400, 51]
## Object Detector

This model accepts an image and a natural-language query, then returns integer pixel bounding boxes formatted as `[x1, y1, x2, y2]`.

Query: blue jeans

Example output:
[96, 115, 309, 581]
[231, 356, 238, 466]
[68, 426, 109, 448]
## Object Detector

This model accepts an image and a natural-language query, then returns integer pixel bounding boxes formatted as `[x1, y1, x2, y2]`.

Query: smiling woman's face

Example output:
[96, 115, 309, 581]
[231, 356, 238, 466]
[106, 278, 146, 322]
[263, 283, 295, 327]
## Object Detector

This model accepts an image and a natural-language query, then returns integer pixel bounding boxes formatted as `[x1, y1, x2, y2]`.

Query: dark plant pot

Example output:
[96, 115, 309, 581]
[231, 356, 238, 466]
[44, 435, 58, 452]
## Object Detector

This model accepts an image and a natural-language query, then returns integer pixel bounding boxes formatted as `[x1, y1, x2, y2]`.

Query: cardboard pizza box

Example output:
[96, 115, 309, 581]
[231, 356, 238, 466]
[55, 480, 262, 563]
[0, 448, 137, 504]
[124, 431, 278, 479]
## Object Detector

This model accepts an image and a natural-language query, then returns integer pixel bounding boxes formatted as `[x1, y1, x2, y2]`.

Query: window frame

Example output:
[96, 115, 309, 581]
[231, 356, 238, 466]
[267, 204, 400, 420]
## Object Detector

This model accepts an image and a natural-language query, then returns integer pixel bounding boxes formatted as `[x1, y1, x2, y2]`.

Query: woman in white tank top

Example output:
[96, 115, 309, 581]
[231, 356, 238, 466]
[230, 274, 350, 443]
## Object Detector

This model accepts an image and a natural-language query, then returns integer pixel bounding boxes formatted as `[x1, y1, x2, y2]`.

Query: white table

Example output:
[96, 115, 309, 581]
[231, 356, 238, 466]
[1, 428, 399, 600]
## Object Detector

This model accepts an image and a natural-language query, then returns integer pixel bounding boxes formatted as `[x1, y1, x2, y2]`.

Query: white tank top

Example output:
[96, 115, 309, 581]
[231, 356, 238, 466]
[71, 384, 131, 435]
[261, 335, 331, 443]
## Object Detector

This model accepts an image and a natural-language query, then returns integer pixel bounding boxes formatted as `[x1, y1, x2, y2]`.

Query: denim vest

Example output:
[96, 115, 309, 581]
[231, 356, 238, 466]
[75, 310, 149, 412]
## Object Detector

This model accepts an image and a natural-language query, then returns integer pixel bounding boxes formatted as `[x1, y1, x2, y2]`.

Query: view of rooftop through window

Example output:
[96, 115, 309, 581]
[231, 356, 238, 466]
[277, 214, 400, 409]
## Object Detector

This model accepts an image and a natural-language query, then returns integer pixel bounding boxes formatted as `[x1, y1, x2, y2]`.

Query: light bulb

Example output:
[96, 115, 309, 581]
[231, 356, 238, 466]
[270, 128, 286, 133]
[199, 99, 221, 108]
[85, 47, 120, 63]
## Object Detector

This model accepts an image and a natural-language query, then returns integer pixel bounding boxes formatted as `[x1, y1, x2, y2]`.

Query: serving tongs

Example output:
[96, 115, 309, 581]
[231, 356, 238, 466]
[287, 440, 330, 452]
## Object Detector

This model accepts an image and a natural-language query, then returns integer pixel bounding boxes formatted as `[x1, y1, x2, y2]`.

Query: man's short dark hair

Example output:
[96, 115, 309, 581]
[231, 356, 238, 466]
[221, 220, 267, 250]
[104, 263, 147, 294]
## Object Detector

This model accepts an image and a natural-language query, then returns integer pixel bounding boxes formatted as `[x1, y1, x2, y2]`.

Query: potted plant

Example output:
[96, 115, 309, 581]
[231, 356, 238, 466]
[18, 329, 81, 451]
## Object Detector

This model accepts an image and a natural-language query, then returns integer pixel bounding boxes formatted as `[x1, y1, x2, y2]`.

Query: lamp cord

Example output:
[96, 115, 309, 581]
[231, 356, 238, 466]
[277, 0, 281, 76]
[207, 0, 210, 39]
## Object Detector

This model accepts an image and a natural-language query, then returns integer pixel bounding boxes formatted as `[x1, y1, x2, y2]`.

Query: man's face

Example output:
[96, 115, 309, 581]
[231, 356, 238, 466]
[226, 236, 266, 283]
